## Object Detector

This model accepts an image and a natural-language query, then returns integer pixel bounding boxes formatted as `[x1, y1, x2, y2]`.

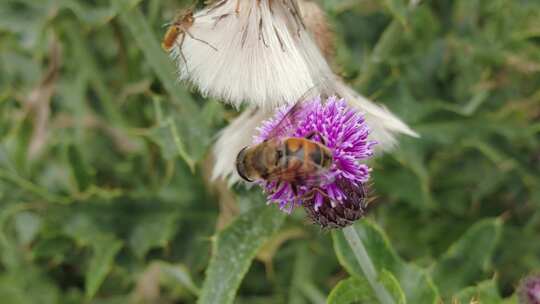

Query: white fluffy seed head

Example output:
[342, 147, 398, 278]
[297, 0, 334, 61]
[169, 0, 333, 109]
[210, 83, 420, 181]
[165, 0, 420, 181]
[331, 80, 420, 150]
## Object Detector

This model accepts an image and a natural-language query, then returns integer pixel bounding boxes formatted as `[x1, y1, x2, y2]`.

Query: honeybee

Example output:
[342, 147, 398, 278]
[236, 98, 370, 228]
[235, 102, 333, 196]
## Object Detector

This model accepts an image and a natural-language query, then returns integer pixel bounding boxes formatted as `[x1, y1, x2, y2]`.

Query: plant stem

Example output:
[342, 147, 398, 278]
[356, 0, 420, 91]
[342, 226, 395, 304]
[0, 169, 70, 204]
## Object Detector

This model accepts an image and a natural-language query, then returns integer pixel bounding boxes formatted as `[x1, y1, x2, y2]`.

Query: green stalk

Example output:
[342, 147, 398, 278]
[117, 5, 197, 113]
[117, 4, 200, 170]
[356, 0, 420, 91]
[0, 169, 69, 204]
[342, 226, 395, 304]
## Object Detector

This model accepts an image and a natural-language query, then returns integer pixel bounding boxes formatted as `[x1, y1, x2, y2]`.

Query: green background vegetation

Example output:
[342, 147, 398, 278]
[0, 0, 539, 303]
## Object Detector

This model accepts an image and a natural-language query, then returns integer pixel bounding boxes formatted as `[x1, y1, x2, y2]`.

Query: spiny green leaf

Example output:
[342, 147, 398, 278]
[147, 101, 223, 169]
[129, 212, 178, 259]
[66, 143, 93, 192]
[452, 279, 503, 304]
[14, 211, 41, 245]
[380, 269, 407, 304]
[333, 221, 439, 304]
[198, 206, 285, 304]
[118, 4, 202, 170]
[432, 218, 502, 298]
[0, 267, 59, 304]
[289, 245, 311, 304]
[85, 235, 123, 299]
[327, 277, 378, 304]
[159, 262, 200, 296]
[379, 0, 409, 28]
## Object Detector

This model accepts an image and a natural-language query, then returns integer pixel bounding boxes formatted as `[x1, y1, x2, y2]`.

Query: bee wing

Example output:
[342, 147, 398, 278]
[276, 155, 335, 186]
[265, 102, 307, 140]
[265, 87, 318, 140]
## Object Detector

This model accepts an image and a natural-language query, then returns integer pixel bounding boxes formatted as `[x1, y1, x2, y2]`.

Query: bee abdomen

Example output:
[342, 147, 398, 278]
[307, 144, 332, 169]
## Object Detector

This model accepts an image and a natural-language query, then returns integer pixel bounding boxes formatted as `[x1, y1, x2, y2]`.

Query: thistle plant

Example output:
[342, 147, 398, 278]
[254, 96, 375, 227]
[163, 0, 418, 185]
[1, 0, 537, 303]
[163, 1, 411, 300]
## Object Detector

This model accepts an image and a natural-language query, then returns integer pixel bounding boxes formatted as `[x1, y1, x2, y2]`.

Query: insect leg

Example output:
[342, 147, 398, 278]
[310, 187, 330, 199]
[295, 187, 330, 210]
[184, 29, 219, 51]
[291, 183, 298, 197]
[174, 33, 190, 73]
[305, 131, 328, 145]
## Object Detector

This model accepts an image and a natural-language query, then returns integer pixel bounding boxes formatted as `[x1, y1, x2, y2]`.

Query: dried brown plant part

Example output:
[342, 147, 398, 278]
[256, 227, 306, 278]
[505, 53, 540, 74]
[52, 113, 139, 153]
[130, 263, 162, 304]
[117, 79, 153, 106]
[202, 153, 239, 231]
[20, 34, 61, 160]
[298, 0, 335, 61]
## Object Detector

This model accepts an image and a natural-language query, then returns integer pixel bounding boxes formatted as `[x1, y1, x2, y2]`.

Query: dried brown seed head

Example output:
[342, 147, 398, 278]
[298, 0, 335, 61]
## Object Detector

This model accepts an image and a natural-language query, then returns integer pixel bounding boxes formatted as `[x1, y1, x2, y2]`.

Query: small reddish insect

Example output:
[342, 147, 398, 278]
[162, 8, 217, 68]
[161, 10, 196, 52]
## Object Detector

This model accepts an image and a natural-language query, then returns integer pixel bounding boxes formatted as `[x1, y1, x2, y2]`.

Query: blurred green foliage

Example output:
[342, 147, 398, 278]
[0, 0, 539, 303]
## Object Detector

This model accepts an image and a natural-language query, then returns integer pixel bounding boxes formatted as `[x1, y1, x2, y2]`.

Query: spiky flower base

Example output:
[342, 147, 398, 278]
[304, 179, 368, 229]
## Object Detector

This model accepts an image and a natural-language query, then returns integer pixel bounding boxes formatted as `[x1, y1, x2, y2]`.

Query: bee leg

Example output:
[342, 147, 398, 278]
[305, 131, 328, 145]
[291, 183, 298, 197]
[291, 184, 312, 207]
[312, 187, 330, 199]
[301, 187, 329, 201]
[300, 189, 314, 201]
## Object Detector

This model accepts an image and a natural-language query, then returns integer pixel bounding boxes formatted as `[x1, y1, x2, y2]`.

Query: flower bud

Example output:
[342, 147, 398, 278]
[519, 274, 540, 304]
[304, 179, 369, 229]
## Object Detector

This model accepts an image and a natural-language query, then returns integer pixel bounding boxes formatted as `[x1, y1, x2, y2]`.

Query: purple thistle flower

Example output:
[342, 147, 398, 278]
[519, 274, 540, 304]
[254, 96, 376, 227]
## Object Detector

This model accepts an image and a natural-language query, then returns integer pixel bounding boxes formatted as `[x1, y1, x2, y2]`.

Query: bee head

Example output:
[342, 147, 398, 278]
[236, 146, 253, 182]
